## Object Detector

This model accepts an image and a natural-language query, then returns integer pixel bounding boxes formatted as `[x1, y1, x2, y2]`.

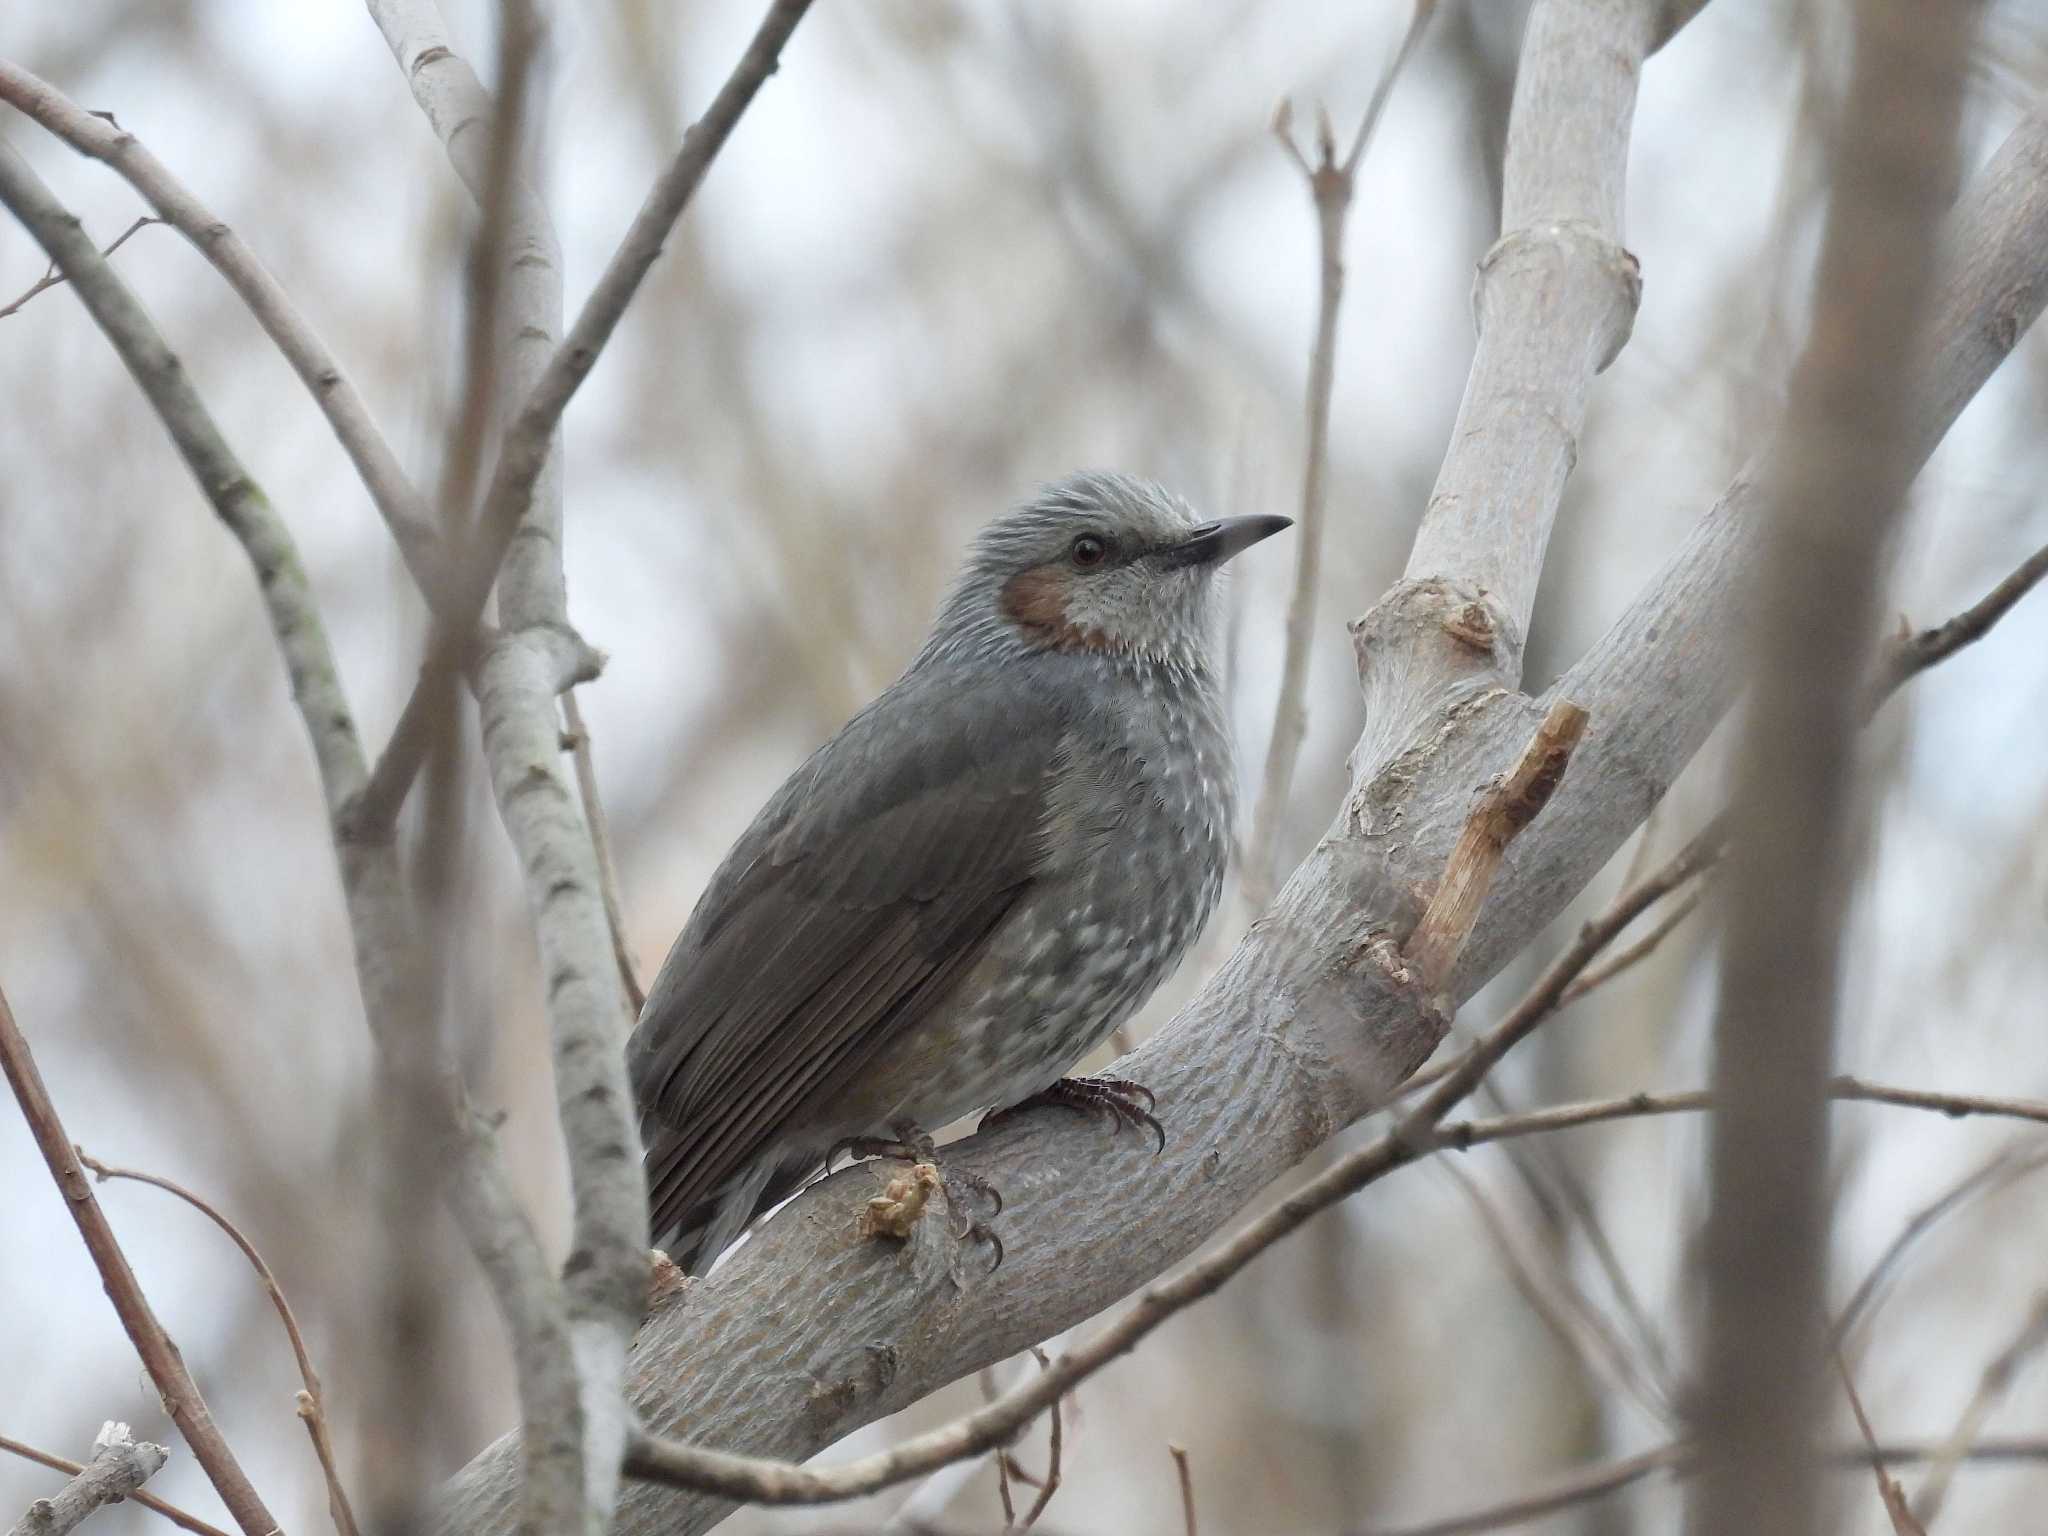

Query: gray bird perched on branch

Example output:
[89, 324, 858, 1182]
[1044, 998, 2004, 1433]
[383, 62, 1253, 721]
[630, 472, 1290, 1273]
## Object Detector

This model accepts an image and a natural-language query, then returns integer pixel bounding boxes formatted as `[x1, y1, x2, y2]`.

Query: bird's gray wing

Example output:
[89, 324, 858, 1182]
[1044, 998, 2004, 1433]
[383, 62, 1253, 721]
[629, 667, 1068, 1253]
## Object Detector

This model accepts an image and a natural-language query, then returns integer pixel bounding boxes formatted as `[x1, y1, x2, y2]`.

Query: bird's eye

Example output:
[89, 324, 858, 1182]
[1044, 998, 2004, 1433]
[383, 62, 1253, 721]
[1070, 534, 1108, 568]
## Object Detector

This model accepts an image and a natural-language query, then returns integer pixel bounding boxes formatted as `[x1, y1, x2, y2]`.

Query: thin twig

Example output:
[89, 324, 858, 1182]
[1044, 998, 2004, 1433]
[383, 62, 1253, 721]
[976, 1365, 1025, 1515]
[1011, 1351, 1073, 1531]
[74, 1149, 361, 1536]
[1010, 1349, 1063, 1533]
[0, 138, 367, 815]
[563, 691, 645, 1015]
[8, 1424, 167, 1536]
[1831, 1146, 2048, 1350]
[0, 61, 446, 594]
[1169, 1444, 1197, 1536]
[436, 0, 539, 537]
[1437, 1159, 1668, 1423]
[0, 986, 281, 1536]
[357, 0, 820, 828]
[992, 1441, 1016, 1526]
[0, 214, 159, 318]
[1471, 1073, 1678, 1409]
[1834, 1352, 1926, 1536]
[1832, 1074, 2048, 1124]
[1871, 534, 2048, 705]
[0, 1435, 227, 1536]
[1557, 880, 1708, 1004]
[1911, 1289, 2048, 1525]
[1246, 0, 1437, 906]
[1357, 1439, 2048, 1536]
[1436, 1079, 2048, 1152]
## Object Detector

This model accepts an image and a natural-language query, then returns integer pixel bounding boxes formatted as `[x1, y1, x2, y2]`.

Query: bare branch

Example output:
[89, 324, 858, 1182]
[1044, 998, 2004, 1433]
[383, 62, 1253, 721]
[435, 0, 541, 539]
[358, 0, 819, 824]
[473, 626, 643, 1514]
[1833, 1353, 1926, 1536]
[0, 212, 158, 318]
[0, 1437, 225, 1536]
[1363, 1440, 1686, 1536]
[1009, 1349, 1062, 1534]
[1438, 1158, 1669, 1422]
[1394, 0, 1653, 692]
[362, 0, 565, 630]
[1557, 879, 1708, 1003]
[1169, 1444, 1197, 1536]
[73, 1149, 361, 1536]
[1362, 1438, 2048, 1536]
[1911, 1290, 2048, 1524]
[8, 1425, 167, 1536]
[1832, 1146, 2048, 1350]
[1247, 0, 1437, 905]
[562, 691, 645, 1016]
[0, 116, 580, 1536]
[0, 986, 280, 1536]
[0, 60, 447, 596]
[1440, 1078, 2048, 1150]
[1871, 533, 2048, 705]
[0, 136, 366, 816]
[1693, 6, 1973, 1527]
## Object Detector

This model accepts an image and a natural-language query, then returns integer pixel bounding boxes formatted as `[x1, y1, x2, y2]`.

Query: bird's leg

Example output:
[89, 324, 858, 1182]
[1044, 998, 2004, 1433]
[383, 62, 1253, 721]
[832, 1118, 1005, 1269]
[986, 1075, 1166, 1153]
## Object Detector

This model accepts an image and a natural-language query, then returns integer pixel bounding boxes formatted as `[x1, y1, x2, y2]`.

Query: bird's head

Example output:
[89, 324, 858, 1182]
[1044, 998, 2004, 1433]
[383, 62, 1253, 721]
[923, 472, 1291, 672]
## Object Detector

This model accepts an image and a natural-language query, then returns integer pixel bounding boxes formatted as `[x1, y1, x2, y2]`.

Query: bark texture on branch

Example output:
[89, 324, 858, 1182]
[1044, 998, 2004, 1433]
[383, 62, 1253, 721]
[366, 0, 567, 627]
[7, 1425, 167, 1536]
[1393, 0, 1650, 700]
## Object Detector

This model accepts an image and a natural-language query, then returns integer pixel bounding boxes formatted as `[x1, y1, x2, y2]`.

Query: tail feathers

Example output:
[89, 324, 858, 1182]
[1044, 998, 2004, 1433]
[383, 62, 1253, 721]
[650, 1138, 814, 1276]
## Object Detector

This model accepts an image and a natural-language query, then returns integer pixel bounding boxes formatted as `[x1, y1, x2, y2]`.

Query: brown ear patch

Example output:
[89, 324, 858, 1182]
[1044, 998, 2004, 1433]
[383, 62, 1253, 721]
[1000, 564, 1112, 652]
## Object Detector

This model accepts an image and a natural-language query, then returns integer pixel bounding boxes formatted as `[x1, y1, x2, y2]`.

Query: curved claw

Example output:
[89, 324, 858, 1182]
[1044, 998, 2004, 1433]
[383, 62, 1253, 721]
[1003, 1075, 1167, 1154]
[966, 1220, 1006, 1274]
[948, 1166, 1005, 1218]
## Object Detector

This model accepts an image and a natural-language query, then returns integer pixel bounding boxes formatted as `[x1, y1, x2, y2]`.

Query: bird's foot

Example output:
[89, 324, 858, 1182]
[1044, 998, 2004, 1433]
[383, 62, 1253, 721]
[834, 1121, 1004, 1271]
[988, 1075, 1166, 1153]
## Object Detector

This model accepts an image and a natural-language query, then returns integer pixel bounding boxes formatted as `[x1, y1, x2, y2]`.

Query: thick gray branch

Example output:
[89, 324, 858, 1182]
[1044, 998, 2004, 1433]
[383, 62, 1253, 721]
[473, 626, 642, 1526]
[1395, 0, 1651, 703]
[9, 1426, 167, 1536]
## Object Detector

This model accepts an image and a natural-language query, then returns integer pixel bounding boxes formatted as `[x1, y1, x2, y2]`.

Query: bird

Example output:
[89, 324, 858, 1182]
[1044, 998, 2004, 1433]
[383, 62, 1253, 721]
[628, 471, 1291, 1274]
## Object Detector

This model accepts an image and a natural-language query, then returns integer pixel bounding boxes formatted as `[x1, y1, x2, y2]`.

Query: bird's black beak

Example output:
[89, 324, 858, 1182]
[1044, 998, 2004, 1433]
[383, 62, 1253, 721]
[1158, 514, 1294, 569]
